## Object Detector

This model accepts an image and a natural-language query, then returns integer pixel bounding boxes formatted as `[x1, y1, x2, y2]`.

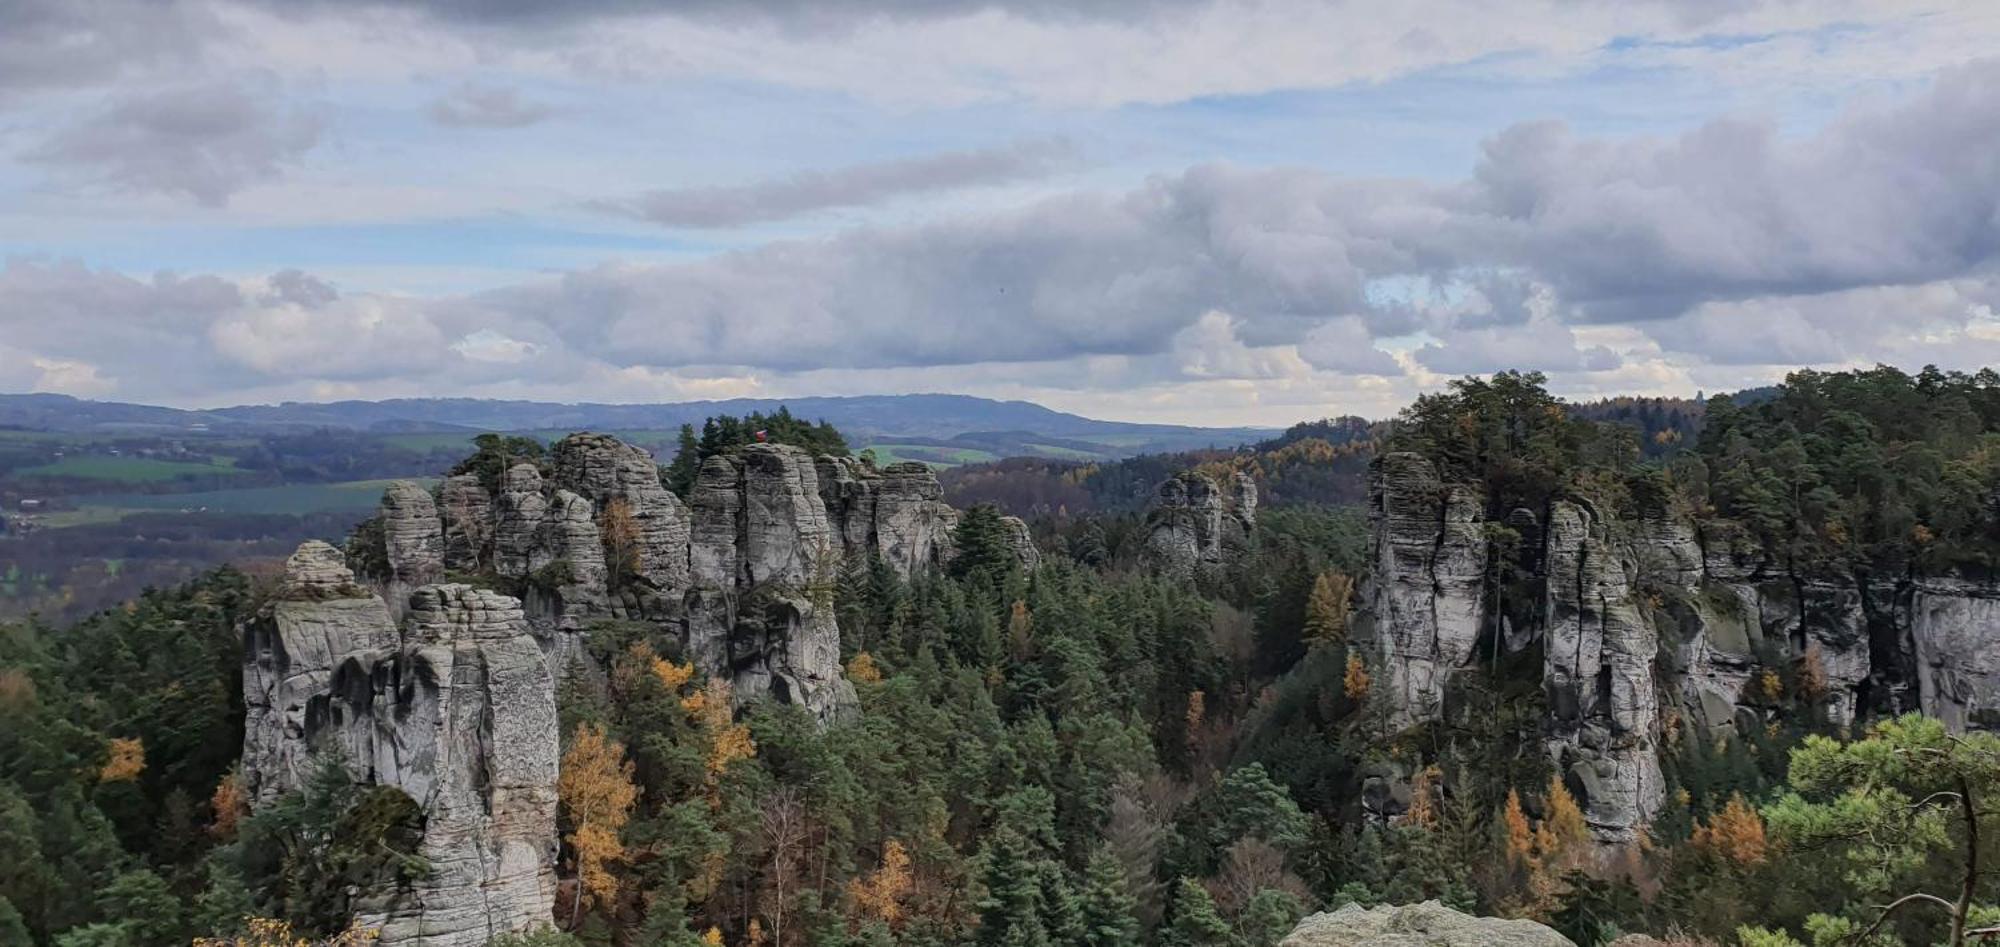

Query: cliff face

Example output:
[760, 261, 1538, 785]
[1145, 470, 1258, 578]
[356, 435, 1028, 722]
[241, 543, 559, 946]
[1357, 451, 2000, 842]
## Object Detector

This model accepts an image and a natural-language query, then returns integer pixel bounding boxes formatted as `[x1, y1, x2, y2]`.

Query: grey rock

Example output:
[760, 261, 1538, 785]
[1542, 499, 1664, 842]
[815, 457, 961, 577]
[437, 474, 492, 574]
[494, 464, 549, 579]
[1911, 578, 2000, 731]
[378, 480, 444, 612]
[1281, 901, 1575, 947]
[1144, 470, 1256, 578]
[1354, 453, 1488, 729]
[241, 542, 398, 804]
[241, 551, 559, 946]
[687, 444, 851, 720]
[550, 433, 690, 595]
[1000, 514, 1040, 570]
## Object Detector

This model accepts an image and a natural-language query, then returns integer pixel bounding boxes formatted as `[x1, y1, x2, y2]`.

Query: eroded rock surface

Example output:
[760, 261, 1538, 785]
[241, 548, 559, 947]
[1356, 451, 2000, 843]
[349, 436, 995, 723]
[1353, 453, 1488, 730]
[1145, 470, 1257, 578]
[1280, 901, 1575, 947]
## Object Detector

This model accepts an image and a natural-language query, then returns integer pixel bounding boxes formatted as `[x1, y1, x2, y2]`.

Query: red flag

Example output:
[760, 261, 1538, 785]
[754, 430, 768, 442]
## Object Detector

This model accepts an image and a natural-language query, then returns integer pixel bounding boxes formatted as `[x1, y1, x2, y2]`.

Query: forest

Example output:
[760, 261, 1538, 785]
[3, 366, 1999, 947]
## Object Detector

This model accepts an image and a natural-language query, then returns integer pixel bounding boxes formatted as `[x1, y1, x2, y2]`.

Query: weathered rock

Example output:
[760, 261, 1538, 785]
[437, 474, 493, 574]
[378, 480, 444, 611]
[1354, 453, 1488, 729]
[1911, 578, 2000, 731]
[1543, 499, 1664, 843]
[815, 457, 961, 577]
[494, 464, 549, 579]
[241, 542, 398, 803]
[1280, 901, 1575, 947]
[999, 514, 1040, 570]
[550, 433, 690, 595]
[1144, 470, 1256, 578]
[340, 585, 559, 947]
[688, 445, 852, 719]
[241, 549, 559, 946]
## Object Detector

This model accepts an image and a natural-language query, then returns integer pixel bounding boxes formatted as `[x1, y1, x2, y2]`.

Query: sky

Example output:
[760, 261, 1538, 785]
[1, 0, 1998, 425]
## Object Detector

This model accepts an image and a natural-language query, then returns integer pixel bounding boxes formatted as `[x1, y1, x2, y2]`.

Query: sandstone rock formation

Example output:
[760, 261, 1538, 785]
[241, 544, 559, 947]
[1356, 449, 2000, 843]
[351, 435, 996, 722]
[1280, 901, 1575, 947]
[1145, 470, 1257, 578]
[1352, 453, 1487, 730]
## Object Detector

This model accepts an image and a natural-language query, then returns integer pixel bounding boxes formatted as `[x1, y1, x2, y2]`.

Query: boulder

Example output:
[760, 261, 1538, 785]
[816, 457, 961, 577]
[1280, 901, 1575, 947]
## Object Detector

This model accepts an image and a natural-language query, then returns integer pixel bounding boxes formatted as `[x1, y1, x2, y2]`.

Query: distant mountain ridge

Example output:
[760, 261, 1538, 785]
[0, 392, 1270, 455]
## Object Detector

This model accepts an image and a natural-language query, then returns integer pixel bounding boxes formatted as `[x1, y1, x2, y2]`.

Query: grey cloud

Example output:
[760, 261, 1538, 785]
[1437, 58, 2000, 321]
[9, 58, 2000, 403]
[591, 138, 1077, 228]
[1415, 318, 1623, 374]
[0, 0, 211, 97]
[427, 84, 556, 128]
[23, 80, 322, 206]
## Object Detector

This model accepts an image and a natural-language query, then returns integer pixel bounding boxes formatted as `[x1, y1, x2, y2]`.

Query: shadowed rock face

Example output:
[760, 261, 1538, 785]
[241, 549, 558, 947]
[1357, 452, 2000, 843]
[1144, 470, 1257, 578]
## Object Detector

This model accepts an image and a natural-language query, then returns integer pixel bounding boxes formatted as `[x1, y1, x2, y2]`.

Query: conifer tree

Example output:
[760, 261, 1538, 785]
[1161, 878, 1234, 947]
[1301, 572, 1352, 647]
[1078, 848, 1141, 947]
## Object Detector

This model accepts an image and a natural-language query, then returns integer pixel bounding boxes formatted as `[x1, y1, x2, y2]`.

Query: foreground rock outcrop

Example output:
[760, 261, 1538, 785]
[1280, 901, 1576, 947]
[1144, 469, 1258, 578]
[241, 543, 559, 946]
[353, 435, 1032, 721]
[1355, 450, 2000, 843]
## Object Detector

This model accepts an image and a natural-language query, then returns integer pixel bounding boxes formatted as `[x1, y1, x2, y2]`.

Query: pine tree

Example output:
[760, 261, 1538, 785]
[1078, 848, 1141, 947]
[976, 828, 1051, 947]
[665, 424, 702, 497]
[1161, 878, 1234, 947]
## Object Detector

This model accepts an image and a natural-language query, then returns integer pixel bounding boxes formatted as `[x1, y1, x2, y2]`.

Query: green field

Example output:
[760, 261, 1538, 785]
[1023, 443, 1101, 460]
[379, 432, 482, 453]
[16, 455, 249, 482]
[861, 444, 1000, 467]
[41, 478, 433, 527]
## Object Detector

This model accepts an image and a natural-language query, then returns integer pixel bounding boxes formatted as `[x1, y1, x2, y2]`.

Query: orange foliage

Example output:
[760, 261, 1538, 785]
[558, 724, 640, 910]
[847, 839, 914, 926]
[1343, 654, 1371, 702]
[211, 770, 247, 840]
[847, 651, 883, 685]
[1404, 765, 1441, 830]
[1690, 794, 1767, 866]
[1503, 789, 1534, 865]
[100, 737, 146, 783]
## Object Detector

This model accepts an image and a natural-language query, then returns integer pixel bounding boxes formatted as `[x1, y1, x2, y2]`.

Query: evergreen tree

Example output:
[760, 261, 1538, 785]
[1161, 878, 1234, 947]
[1078, 848, 1141, 947]
[976, 828, 1051, 947]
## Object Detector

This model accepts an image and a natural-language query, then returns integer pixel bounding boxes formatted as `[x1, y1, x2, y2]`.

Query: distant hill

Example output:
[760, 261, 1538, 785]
[0, 392, 1270, 460]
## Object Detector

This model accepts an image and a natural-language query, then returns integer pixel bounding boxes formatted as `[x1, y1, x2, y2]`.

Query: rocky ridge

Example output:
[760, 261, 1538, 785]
[360, 434, 1035, 721]
[1354, 451, 2000, 843]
